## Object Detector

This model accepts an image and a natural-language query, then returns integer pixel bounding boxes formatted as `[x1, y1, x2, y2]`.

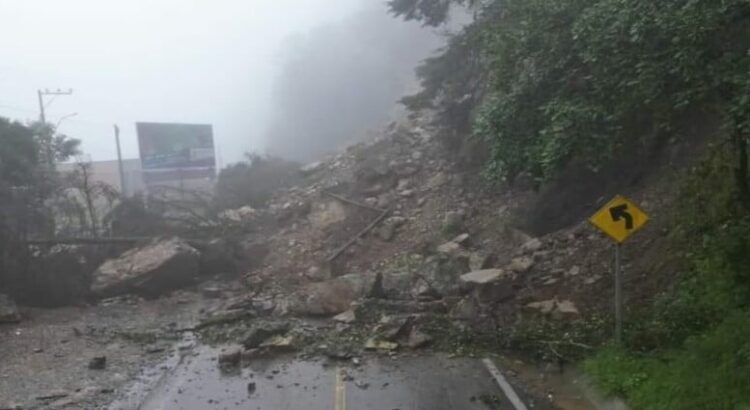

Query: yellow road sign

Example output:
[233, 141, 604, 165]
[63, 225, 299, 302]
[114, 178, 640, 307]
[589, 195, 649, 243]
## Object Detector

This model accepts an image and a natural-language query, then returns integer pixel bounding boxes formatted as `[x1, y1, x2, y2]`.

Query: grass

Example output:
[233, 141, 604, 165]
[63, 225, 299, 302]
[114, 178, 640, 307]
[585, 312, 750, 409]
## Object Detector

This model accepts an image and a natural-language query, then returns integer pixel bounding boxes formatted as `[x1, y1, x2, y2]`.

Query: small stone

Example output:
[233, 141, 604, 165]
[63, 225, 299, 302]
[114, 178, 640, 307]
[509, 257, 534, 273]
[333, 309, 356, 324]
[567, 266, 581, 277]
[460, 269, 505, 285]
[355, 380, 370, 390]
[364, 338, 399, 351]
[88, 356, 107, 370]
[451, 233, 470, 245]
[218, 348, 242, 368]
[406, 328, 433, 349]
[247, 382, 257, 395]
[521, 238, 543, 253]
[437, 241, 462, 255]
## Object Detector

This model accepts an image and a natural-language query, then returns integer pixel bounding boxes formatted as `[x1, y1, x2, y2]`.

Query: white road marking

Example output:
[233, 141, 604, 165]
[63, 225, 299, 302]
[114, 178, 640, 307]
[335, 367, 347, 410]
[482, 358, 529, 410]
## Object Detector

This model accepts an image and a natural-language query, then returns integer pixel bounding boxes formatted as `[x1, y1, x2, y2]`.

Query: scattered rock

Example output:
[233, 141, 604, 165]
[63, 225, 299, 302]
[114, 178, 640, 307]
[247, 382, 257, 395]
[300, 161, 324, 175]
[450, 297, 481, 321]
[566, 265, 581, 277]
[333, 309, 356, 324]
[290, 273, 377, 316]
[437, 241, 463, 255]
[242, 322, 290, 349]
[0, 294, 20, 324]
[260, 334, 298, 352]
[508, 256, 534, 273]
[87, 356, 107, 370]
[364, 338, 399, 351]
[451, 233, 470, 245]
[460, 269, 505, 285]
[218, 348, 242, 368]
[526, 299, 580, 318]
[520, 238, 543, 253]
[406, 328, 433, 349]
[91, 237, 200, 298]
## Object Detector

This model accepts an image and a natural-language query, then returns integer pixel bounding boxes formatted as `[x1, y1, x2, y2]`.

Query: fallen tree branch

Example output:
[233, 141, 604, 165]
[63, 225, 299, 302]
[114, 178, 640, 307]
[536, 339, 594, 350]
[327, 208, 390, 263]
[322, 190, 387, 213]
[25, 237, 149, 245]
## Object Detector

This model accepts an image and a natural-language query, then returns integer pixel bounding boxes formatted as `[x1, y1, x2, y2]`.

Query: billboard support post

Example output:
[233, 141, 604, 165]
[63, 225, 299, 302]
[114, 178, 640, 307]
[114, 125, 127, 196]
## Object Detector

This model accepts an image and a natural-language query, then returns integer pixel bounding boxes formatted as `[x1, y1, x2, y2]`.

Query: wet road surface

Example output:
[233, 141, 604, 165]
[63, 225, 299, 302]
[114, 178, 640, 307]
[116, 345, 532, 410]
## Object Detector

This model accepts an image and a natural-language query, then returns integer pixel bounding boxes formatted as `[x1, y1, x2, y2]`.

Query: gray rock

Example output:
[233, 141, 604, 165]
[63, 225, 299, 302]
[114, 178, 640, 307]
[450, 297, 480, 321]
[333, 310, 356, 324]
[508, 256, 534, 273]
[242, 322, 290, 349]
[289, 273, 377, 316]
[437, 241, 463, 255]
[406, 328, 433, 349]
[91, 237, 200, 298]
[521, 238, 543, 253]
[460, 269, 505, 285]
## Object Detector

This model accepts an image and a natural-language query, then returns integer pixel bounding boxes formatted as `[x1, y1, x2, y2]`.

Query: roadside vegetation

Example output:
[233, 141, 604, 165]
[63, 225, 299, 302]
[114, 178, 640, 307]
[391, 0, 750, 407]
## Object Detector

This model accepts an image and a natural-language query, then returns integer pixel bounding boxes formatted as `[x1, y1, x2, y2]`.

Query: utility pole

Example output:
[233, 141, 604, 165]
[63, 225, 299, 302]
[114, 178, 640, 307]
[114, 125, 127, 196]
[37, 88, 73, 124]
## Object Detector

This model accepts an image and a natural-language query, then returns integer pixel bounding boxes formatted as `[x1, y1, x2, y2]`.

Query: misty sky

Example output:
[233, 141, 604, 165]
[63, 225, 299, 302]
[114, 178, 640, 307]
[0, 1, 440, 166]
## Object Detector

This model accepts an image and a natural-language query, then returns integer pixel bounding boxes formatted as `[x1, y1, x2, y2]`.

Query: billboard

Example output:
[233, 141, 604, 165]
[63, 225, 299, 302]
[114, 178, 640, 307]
[136, 122, 215, 184]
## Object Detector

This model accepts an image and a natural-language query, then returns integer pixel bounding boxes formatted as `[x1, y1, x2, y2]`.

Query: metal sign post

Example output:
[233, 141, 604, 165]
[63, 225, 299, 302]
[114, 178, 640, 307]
[614, 243, 623, 344]
[590, 195, 649, 345]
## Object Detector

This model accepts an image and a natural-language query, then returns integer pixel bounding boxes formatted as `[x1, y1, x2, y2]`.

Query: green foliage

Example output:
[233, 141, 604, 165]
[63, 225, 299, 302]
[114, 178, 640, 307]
[587, 313, 750, 410]
[0, 118, 38, 186]
[405, 0, 750, 181]
[586, 149, 750, 407]
[388, 0, 475, 26]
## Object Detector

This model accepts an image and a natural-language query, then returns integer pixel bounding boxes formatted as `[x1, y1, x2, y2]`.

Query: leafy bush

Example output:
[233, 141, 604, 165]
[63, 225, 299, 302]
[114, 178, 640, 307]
[587, 313, 750, 410]
[215, 154, 301, 210]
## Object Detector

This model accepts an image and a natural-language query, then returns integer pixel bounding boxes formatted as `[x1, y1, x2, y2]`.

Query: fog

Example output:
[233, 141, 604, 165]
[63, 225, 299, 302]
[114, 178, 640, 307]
[264, 3, 442, 162]
[0, 1, 441, 166]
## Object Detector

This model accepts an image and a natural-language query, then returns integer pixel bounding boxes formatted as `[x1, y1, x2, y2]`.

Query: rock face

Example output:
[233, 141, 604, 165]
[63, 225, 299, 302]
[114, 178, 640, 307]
[0, 294, 20, 323]
[289, 273, 377, 316]
[91, 238, 200, 298]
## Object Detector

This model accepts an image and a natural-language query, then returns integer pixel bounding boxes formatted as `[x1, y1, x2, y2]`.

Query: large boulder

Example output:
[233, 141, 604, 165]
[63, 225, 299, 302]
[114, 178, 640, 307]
[0, 294, 20, 324]
[288, 273, 377, 316]
[91, 237, 200, 298]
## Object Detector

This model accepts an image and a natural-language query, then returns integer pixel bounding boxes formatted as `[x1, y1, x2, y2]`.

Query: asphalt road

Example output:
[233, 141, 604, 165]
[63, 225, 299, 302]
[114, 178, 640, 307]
[116, 346, 536, 410]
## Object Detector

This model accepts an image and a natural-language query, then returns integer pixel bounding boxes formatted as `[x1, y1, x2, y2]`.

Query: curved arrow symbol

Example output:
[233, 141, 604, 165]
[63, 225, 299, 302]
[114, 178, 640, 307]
[610, 204, 634, 230]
